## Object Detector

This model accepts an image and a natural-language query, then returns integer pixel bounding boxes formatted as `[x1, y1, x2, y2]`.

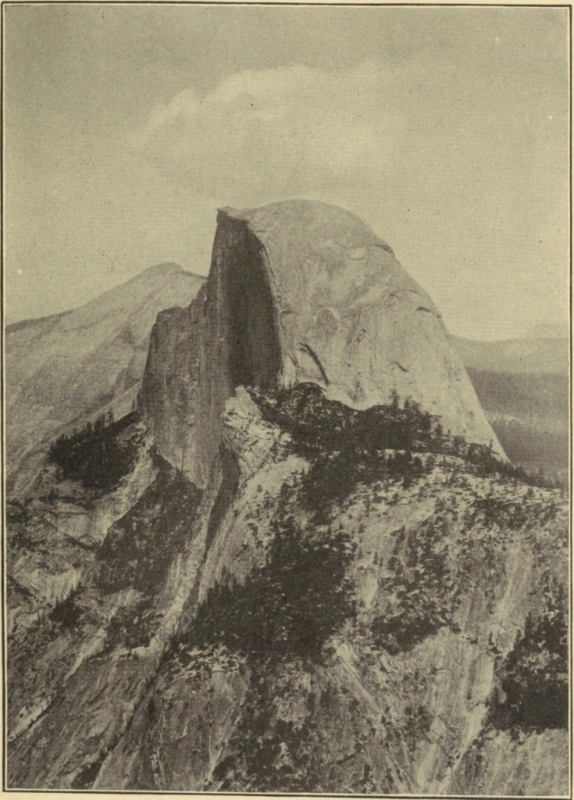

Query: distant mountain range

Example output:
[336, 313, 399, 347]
[451, 335, 568, 376]
[451, 333, 568, 480]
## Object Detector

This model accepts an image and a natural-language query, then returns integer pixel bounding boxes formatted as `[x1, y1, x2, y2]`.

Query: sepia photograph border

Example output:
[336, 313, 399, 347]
[1, 1, 571, 799]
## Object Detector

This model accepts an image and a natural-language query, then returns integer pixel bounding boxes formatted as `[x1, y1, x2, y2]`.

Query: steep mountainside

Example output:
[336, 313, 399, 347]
[6, 263, 205, 495]
[7, 387, 568, 793]
[6, 201, 568, 795]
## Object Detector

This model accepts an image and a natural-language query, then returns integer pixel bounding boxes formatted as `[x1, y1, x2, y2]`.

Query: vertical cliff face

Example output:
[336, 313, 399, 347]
[194, 213, 282, 486]
[139, 285, 206, 477]
[190, 200, 504, 486]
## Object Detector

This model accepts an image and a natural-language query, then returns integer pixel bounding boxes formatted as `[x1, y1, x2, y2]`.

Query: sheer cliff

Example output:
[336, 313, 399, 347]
[139, 285, 207, 477]
[6, 201, 567, 795]
[141, 200, 504, 487]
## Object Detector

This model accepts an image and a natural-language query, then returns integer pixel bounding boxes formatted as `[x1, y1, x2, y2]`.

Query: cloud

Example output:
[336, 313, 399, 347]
[138, 61, 406, 204]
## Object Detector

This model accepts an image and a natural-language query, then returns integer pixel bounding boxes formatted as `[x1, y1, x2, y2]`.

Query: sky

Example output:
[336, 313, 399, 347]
[4, 4, 570, 339]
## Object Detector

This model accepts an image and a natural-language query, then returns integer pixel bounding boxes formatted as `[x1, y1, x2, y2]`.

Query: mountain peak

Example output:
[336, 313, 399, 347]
[190, 200, 504, 486]
[220, 198, 393, 254]
[140, 262, 186, 277]
[123, 262, 188, 285]
[7, 201, 567, 796]
[138, 262, 207, 284]
[6, 263, 206, 494]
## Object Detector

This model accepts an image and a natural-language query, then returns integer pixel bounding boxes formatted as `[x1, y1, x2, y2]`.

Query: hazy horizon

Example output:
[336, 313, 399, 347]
[4, 4, 569, 339]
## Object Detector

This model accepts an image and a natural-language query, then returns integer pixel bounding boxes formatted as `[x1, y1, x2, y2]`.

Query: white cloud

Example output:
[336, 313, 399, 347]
[138, 61, 406, 205]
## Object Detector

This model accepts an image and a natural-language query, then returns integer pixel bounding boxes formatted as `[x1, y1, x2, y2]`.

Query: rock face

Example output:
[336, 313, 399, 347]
[6, 263, 205, 495]
[93, 392, 568, 796]
[195, 200, 504, 486]
[139, 285, 206, 476]
[7, 200, 567, 796]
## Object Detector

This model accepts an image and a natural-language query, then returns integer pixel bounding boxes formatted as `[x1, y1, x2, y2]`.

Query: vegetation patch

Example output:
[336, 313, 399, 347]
[252, 383, 441, 456]
[371, 521, 460, 655]
[48, 587, 84, 630]
[250, 383, 558, 489]
[71, 753, 109, 790]
[165, 643, 243, 685]
[488, 573, 567, 734]
[211, 669, 321, 792]
[403, 704, 433, 753]
[97, 456, 202, 594]
[468, 491, 559, 531]
[210, 666, 399, 794]
[48, 411, 143, 493]
[103, 596, 161, 653]
[301, 449, 427, 525]
[6, 498, 58, 552]
[175, 498, 356, 664]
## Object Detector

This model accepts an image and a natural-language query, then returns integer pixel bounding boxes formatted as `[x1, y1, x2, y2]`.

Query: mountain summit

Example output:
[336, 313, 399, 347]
[181, 200, 504, 483]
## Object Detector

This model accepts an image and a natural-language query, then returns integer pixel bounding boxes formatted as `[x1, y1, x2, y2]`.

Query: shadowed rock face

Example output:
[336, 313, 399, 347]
[194, 213, 282, 485]
[223, 217, 281, 392]
[192, 200, 504, 484]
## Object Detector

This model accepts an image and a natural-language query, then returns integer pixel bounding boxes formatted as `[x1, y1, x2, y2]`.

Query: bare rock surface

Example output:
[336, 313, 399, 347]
[139, 285, 206, 478]
[195, 200, 503, 486]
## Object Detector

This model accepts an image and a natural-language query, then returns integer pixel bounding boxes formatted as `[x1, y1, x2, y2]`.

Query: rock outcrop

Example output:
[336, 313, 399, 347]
[139, 285, 206, 477]
[6, 263, 205, 495]
[195, 200, 504, 485]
